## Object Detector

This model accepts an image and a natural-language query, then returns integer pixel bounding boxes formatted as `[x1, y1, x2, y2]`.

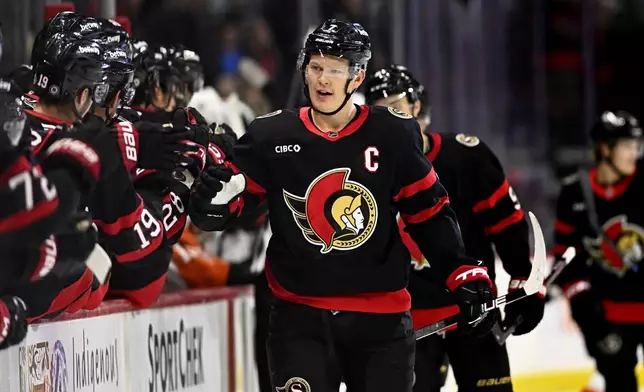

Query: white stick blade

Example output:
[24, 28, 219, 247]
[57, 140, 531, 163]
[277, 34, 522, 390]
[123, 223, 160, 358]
[524, 211, 548, 295]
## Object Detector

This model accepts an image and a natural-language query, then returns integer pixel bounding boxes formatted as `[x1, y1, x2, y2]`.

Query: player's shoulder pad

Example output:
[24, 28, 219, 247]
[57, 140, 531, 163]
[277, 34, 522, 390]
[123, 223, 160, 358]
[368, 105, 415, 121]
[247, 108, 298, 136]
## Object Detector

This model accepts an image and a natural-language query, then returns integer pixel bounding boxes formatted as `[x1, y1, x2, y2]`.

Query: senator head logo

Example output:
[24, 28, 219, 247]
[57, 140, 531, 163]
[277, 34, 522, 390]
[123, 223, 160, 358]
[276, 377, 311, 392]
[283, 168, 378, 254]
[583, 215, 644, 276]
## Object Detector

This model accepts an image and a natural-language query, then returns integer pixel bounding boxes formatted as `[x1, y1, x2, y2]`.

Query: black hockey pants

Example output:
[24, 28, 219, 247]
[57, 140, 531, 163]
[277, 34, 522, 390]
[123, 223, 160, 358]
[413, 327, 513, 392]
[267, 298, 415, 392]
[582, 323, 644, 392]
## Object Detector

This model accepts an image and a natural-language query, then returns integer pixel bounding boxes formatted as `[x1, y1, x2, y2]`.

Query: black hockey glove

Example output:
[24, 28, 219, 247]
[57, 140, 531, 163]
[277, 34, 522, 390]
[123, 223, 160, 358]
[132, 120, 197, 172]
[209, 122, 237, 159]
[501, 278, 546, 335]
[189, 165, 246, 231]
[168, 107, 211, 177]
[0, 295, 28, 350]
[41, 115, 127, 194]
[55, 211, 97, 267]
[452, 279, 498, 337]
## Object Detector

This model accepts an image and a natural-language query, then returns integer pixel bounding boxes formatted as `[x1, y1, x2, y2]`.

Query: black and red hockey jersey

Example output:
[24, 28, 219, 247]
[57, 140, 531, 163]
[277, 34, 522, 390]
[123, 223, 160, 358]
[554, 166, 644, 323]
[398, 133, 531, 327]
[25, 109, 171, 309]
[220, 105, 488, 313]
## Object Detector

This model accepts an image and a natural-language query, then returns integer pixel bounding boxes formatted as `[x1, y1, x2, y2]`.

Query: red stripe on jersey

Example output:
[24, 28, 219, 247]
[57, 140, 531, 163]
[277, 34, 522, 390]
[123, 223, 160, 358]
[85, 279, 110, 310]
[555, 219, 576, 234]
[393, 167, 438, 202]
[425, 133, 443, 162]
[411, 305, 459, 330]
[93, 197, 144, 235]
[109, 272, 168, 309]
[400, 196, 449, 224]
[265, 262, 411, 313]
[0, 198, 59, 233]
[590, 167, 635, 200]
[0, 156, 31, 183]
[228, 162, 266, 196]
[472, 180, 510, 213]
[114, 227, 163, 262]
[603, 300, 644, 323]
[484, 210, 525, 235]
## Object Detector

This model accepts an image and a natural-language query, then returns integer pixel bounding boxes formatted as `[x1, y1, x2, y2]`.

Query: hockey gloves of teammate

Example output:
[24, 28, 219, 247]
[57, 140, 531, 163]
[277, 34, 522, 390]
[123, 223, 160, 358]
[168, 107, 211, 177]
[189, 165, 247, 230]
[209, 122, 237, 159]
[131, 121, 198, 172]
[449, 266, 498, 337]
[0, 296, 28, 350]
[502, 278, 546, 335]
[55, 212, 98, 268]
[41, 115, 127, 194]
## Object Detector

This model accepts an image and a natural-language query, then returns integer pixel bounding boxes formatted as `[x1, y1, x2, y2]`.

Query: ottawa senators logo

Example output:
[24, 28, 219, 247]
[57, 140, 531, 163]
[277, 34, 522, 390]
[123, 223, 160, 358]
[283, 168, 378, 254]
[276, 377, 311, 392]
[582, 215, 644, 276]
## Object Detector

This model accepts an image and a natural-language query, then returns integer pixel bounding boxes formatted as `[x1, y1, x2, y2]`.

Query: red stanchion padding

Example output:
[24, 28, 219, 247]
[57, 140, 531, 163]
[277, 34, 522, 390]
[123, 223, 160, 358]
[114, 15, 132, 35]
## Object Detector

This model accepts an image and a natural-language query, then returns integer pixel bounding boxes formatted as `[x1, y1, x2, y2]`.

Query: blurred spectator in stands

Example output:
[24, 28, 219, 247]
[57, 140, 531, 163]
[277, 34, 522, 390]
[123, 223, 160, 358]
[220, 23, 243, 74]
[246, 18, 280, 79]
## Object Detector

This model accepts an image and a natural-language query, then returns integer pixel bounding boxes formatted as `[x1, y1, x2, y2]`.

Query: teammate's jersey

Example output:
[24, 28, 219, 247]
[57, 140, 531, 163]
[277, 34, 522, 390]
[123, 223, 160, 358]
[402, 133, 531, 310]
[24, 109, 171, 309]
[226, 105, 484, 313]
[554, 166, 644, 323]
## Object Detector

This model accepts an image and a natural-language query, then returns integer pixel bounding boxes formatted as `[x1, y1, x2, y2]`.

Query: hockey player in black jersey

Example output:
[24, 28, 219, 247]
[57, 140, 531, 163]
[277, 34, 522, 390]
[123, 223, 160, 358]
[554, 110, 644, 392]
[366, 65, 545, 392]
[188, 19, 496, 392]
[20, 18, 198, 314]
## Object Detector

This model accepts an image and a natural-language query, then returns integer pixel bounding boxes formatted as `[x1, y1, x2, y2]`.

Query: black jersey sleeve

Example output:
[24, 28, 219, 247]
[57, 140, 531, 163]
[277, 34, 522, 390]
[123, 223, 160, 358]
[464, 139, 532, 278]
[393, 120, 490, 289]
[552, 178, 592, 300]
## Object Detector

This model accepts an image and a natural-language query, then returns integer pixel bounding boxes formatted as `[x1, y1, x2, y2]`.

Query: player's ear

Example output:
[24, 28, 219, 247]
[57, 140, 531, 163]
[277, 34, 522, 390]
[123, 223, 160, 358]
[348, 68, 366, 93]
[413, 101, 422, 118]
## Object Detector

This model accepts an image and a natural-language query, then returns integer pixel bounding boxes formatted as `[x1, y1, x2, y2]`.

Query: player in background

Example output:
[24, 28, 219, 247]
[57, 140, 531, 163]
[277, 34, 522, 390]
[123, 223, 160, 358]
[553, 111, 644, 392]
[188, 19, 496, 392]
[365, 65, 545, 392]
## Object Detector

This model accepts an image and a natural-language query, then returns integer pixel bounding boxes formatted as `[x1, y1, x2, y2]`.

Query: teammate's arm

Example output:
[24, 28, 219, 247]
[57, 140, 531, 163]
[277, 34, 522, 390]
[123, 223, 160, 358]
[394, 120, 497, 333]
[466, 140, 544, 334]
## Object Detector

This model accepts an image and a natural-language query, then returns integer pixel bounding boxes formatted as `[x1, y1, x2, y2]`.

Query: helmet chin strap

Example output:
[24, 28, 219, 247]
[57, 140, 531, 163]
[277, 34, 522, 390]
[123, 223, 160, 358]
[603, 150, 630, 180]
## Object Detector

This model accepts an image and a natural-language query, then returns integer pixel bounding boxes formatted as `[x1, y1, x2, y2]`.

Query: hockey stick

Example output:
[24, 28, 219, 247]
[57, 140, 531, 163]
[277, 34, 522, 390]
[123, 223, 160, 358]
[414, 211, 548, 340]
[491, 246, 576, 345]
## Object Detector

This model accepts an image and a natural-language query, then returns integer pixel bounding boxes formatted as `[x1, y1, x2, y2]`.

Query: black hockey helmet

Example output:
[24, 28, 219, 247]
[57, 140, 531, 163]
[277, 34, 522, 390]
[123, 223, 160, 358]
[31, 12, 90, 67]
[590, 111, 643, 144]
[170, 45, 204, 103]
[131, 44, 182, 109]
[297, 19, 371, 115]
[297, 19, 371, 73]
[88, 19, 135, 108]
[365, 65, 424, 105]
[31, 33, 110, 110]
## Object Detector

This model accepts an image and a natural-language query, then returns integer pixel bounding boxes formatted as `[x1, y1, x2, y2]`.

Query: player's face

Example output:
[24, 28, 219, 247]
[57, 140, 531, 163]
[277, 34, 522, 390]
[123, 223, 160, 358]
[611, 138, 641, 174]
[306, 55, 364, 112]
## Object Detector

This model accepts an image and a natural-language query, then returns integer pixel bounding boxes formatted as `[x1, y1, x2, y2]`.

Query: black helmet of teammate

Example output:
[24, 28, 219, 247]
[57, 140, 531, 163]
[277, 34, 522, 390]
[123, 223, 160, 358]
[131, 44, 182, 109]
[87, 19, 135, 109]
[31, 33, 109, 113]
[31, 12, 90, 67]
[365, 65, 424, 105]
[590, 111, 643, 144]
[170, 45, 204, 105]
[297, 19, 371, 115]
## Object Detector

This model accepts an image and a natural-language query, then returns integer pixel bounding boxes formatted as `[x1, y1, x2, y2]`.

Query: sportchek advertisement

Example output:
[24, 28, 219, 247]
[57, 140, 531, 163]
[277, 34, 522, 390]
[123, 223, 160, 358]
[127, 301, 229, 392]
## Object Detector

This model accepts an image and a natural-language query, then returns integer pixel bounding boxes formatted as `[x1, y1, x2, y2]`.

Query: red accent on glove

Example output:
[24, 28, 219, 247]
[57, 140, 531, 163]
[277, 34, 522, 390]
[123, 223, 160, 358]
[446, 265, 492, 292]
